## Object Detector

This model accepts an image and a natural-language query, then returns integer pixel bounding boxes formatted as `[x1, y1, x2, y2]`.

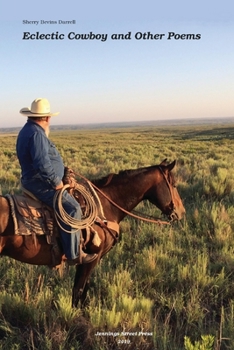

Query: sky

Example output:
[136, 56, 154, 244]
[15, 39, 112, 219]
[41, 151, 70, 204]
[0, 1, 233, 128]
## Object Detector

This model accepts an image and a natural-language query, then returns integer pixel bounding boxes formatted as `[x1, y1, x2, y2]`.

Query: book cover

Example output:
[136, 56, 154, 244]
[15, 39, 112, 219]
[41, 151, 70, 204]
[0, 2, 233, 349]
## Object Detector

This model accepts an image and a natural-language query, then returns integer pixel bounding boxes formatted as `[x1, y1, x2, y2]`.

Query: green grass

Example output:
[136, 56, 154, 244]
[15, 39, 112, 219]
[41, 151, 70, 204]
[1, 123, 234, 349]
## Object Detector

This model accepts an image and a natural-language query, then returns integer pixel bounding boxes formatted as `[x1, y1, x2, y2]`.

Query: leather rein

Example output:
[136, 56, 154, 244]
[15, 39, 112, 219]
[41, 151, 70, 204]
[73, 168, 176, 226]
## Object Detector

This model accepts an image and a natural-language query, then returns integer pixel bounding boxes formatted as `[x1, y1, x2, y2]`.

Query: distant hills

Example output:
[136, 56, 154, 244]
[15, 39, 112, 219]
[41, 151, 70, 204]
[1, 117, 234, 134]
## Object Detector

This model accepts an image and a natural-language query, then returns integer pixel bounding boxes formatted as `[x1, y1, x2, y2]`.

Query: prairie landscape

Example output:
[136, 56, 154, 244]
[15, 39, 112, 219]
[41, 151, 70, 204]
[1, 121, 234, 349]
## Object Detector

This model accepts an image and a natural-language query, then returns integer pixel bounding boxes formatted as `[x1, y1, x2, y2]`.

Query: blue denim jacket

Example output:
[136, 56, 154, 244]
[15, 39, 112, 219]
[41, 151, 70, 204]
[16, 120, 64, 188]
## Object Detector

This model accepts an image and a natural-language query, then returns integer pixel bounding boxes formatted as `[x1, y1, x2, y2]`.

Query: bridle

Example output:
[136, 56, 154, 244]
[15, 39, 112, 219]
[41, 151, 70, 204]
[157, 166, 178, 221]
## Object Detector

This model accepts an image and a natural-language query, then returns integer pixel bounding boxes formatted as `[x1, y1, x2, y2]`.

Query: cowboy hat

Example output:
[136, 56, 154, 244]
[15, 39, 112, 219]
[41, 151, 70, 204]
[20, 98, 59, 116]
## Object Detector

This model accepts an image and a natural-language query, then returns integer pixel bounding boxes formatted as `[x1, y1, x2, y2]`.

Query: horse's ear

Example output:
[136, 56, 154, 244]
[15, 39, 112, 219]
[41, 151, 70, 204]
[167, 160, 176, 172]
[160, 158, 168, 166]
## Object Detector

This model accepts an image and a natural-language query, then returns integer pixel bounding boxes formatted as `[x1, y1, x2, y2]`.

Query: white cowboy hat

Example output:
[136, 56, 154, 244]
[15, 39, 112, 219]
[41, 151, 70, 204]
[20, 98, 59, 117]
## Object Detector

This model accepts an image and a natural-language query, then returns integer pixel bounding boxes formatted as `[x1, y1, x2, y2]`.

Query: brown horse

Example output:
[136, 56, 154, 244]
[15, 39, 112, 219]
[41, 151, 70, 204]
[0, 160, 185, 307]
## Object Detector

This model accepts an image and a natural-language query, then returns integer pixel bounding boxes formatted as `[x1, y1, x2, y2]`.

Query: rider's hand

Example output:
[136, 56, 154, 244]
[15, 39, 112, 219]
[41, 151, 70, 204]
[54, 181, 64, 190]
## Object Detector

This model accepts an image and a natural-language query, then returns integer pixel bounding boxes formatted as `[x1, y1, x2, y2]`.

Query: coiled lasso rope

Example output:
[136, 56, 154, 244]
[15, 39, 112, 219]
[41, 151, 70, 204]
[53, 183, 99, 233]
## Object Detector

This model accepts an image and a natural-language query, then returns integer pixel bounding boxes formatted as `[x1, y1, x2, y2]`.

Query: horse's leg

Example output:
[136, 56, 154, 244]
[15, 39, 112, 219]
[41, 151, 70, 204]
[72, 259, 99, 307]
[71, 227, 115, 307]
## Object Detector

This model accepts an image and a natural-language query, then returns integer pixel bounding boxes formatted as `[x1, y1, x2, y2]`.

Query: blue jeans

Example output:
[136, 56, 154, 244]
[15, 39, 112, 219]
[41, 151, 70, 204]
[22, 177, 81, 259]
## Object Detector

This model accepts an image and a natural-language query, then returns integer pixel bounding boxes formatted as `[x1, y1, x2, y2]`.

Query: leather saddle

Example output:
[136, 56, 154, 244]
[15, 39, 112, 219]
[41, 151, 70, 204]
[6, 184, 118, 255]
[6, 190, 55, 239]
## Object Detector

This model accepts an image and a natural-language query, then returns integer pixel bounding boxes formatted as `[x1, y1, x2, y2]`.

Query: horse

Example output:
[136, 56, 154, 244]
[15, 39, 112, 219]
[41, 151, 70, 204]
[0, 160, 185, 307]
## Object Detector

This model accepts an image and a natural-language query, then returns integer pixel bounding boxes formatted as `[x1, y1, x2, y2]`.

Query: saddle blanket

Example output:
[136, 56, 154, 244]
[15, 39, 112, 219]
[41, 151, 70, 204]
[6, 194, 54, 237]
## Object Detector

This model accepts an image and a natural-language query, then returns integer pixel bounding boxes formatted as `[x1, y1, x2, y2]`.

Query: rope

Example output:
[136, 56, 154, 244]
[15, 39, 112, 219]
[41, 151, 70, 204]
[85, 180, 106, 219]
[53, 183, 99, 233]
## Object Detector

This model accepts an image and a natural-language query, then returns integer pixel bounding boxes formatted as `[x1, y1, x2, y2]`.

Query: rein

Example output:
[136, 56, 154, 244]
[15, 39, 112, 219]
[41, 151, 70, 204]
[73, 171, 172, 226]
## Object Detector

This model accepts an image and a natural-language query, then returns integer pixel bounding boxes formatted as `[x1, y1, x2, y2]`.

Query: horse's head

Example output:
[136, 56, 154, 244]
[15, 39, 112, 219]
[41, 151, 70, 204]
[146, 160, 185, 221]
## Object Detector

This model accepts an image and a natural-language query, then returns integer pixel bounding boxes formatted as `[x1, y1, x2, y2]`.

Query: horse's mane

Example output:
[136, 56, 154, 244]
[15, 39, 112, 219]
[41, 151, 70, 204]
[92, 165, 159, 188]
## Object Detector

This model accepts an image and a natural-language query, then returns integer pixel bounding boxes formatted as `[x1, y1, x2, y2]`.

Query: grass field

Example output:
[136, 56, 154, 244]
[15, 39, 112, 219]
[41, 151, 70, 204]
[1, 122, 234, 349]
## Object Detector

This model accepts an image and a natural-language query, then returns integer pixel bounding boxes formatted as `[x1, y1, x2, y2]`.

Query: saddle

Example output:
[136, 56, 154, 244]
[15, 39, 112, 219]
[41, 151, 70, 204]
[6, 171, 120, 265]
[6, 192, 57, 240]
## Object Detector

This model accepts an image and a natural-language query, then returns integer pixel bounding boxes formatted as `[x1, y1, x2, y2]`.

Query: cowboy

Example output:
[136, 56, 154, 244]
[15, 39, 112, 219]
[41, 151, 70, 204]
[16, 98, 98, 265]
